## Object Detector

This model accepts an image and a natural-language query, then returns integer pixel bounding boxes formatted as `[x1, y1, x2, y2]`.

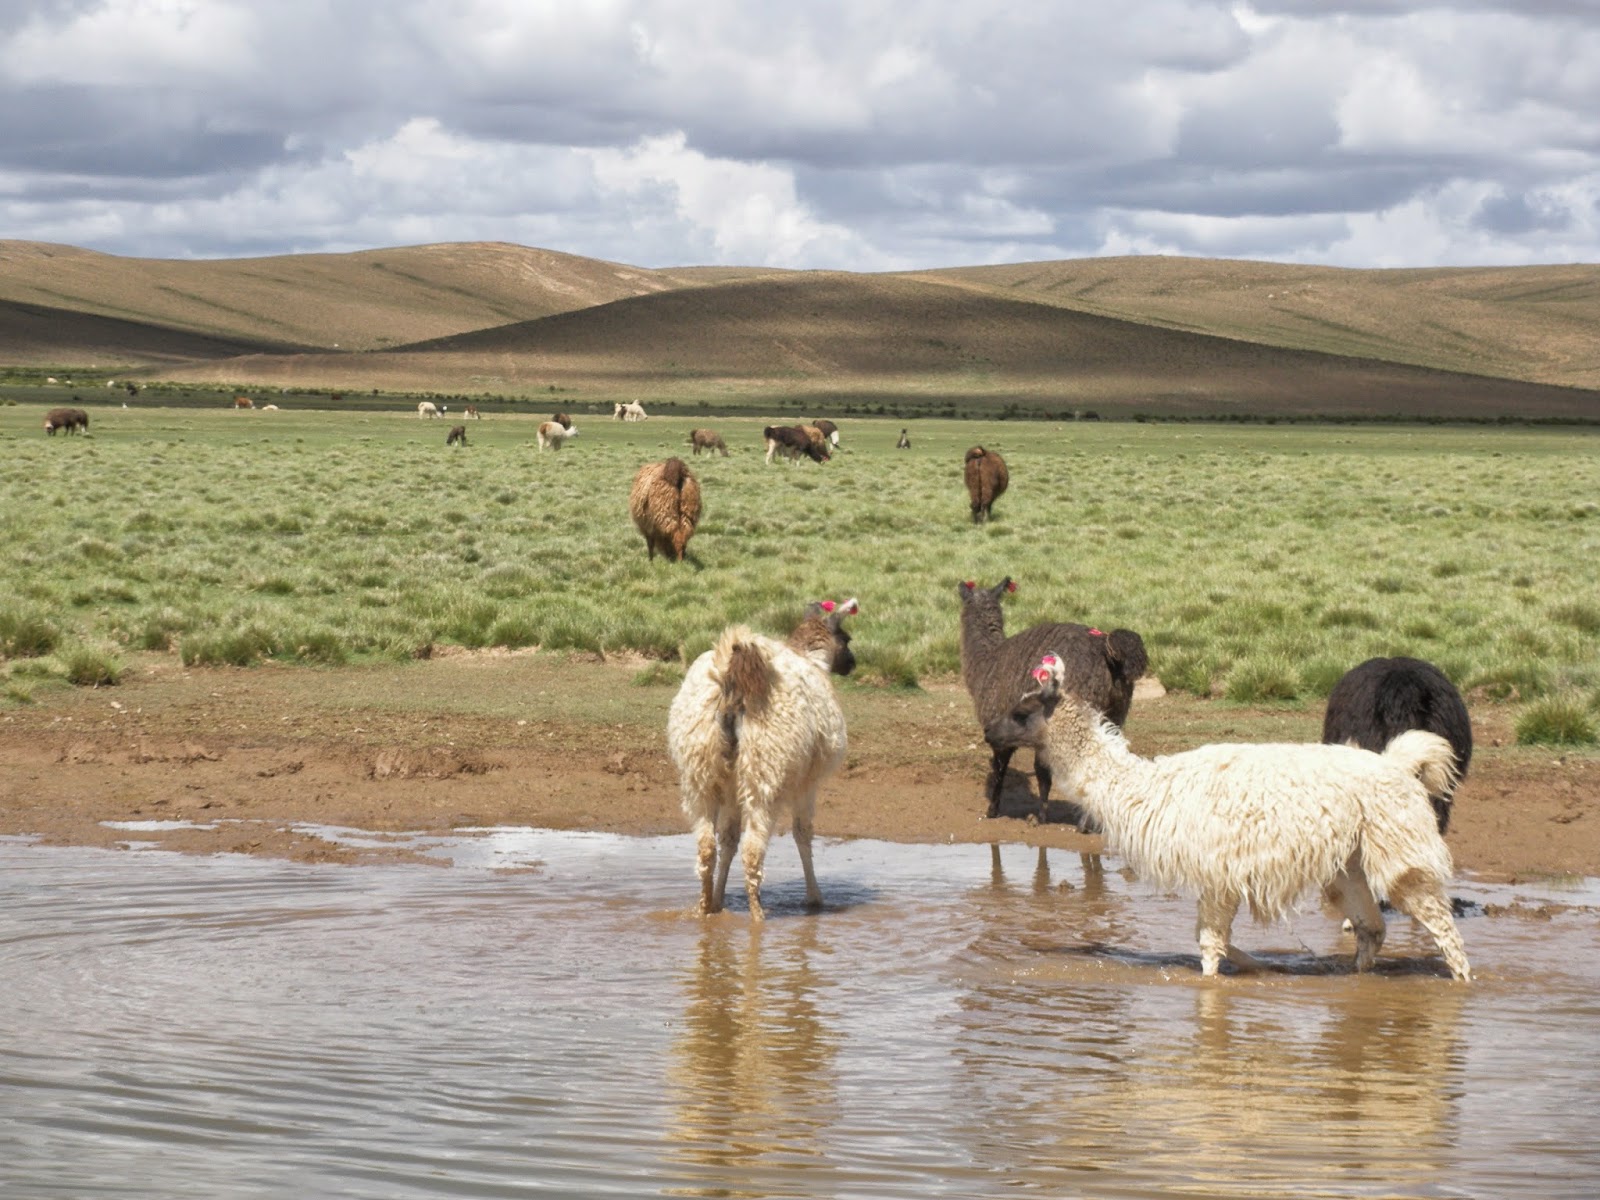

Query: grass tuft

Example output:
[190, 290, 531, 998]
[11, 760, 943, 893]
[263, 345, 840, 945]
[1515, 695, 1598, 746]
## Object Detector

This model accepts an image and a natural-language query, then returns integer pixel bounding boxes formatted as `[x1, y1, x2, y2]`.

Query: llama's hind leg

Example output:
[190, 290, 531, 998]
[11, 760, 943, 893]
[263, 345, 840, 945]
[740, 807, 774, 922]
[1388, 875, 1472, 981]
[1326, 857, 1386, 972]
[792, 791, 823, 910]
[710, 808, 741, 913]
[1197, 892, 1258, 976]
[692, 817, 718, 915]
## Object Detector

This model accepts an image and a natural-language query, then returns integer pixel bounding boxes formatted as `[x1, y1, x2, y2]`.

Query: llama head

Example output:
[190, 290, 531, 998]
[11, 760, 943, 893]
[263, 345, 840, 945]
[800, 597, 859, 676]
[957, 577, 1015, 606]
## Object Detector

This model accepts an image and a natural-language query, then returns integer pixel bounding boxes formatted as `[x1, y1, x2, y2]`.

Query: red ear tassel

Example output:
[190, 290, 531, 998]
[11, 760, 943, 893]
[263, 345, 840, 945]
[819, 600, 836, 613]
[1032, 667, 1050, 682]
[1041, 654, 1060, 667]
[1005, 580, 1018, 593]
[963, 580, 975, 589]
[1089, 628, 1104, 637]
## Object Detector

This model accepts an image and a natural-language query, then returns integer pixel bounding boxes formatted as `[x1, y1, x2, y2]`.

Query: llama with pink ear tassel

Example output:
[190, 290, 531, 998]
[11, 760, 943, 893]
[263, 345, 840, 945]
[1005, 652, 1471, 980]
[666, 599, 859, 919]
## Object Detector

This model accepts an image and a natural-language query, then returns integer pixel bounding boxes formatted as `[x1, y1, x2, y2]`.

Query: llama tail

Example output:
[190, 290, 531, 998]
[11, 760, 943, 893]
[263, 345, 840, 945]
[1382, 730, 1460, 800]
[712, 629, 773, 760]
[1352, 730, 1458, 899]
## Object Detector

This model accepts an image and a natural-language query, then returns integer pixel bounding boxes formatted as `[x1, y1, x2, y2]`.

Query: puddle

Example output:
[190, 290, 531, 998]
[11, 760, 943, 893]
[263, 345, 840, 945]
[2, 831, 1597, 1198]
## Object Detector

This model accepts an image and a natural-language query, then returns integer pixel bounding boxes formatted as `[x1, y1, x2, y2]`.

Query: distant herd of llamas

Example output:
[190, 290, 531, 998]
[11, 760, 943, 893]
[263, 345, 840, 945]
[38, 397, 1476, 977]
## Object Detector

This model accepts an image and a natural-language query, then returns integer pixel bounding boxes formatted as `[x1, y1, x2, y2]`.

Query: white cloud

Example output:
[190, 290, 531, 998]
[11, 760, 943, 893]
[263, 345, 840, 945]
[1, 1, 1599, 268]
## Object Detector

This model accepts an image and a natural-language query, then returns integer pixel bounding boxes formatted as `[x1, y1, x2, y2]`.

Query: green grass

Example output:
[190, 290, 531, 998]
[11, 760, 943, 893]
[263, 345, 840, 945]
[3, 403, 1599, 710]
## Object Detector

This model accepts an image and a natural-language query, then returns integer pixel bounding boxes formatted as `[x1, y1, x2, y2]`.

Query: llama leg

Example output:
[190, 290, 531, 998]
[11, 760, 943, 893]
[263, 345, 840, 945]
[710, 810, 740, 913]
[1326, 858, 1386, 972]
[1388, 879, 1472, 981]
[693, 817, 718, 915]
[740, 808, 774, 922]
[1196, 892, 1243, 977]
[1033, 754, 1053, 823]
[793, 795, 823, 910]
[986, 744, 1016, 818]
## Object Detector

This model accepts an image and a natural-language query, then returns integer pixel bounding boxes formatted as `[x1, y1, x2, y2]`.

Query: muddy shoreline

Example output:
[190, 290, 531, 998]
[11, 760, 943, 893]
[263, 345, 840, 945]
[2, 654, 1595, 880]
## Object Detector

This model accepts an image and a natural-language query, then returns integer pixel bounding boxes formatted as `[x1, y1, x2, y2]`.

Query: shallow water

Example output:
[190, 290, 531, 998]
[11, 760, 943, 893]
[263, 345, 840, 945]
[3, 830, 1599, 1199]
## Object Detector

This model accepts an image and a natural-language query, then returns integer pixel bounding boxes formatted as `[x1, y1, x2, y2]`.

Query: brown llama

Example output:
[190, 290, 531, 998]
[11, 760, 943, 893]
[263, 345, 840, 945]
[446, 424, 468, 446]
[964, 446, 1009, 523]
[688, 428, 729, 456]
[630, 457, 702, 561]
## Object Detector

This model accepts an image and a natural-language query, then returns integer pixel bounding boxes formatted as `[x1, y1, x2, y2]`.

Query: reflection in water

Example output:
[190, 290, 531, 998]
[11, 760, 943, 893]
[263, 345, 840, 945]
[667, 919, 840, 1196]
[3, 835, 1599, 1199]
[1058, 982, 1469, 1197]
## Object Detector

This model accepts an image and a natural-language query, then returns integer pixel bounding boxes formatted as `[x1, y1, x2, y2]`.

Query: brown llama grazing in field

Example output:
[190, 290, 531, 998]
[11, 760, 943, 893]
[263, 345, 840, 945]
[964, 446, 1009, 523]
[446, 424, 468, 446]
[464, 405, 480, 420]
[234, 395, 254, 410]
[897, 428, 911, 449]
[43, 407, 89, 435]
[764, 424, 829, 464]
[688, 428, 729, 456]
[630, 457, 702, 561]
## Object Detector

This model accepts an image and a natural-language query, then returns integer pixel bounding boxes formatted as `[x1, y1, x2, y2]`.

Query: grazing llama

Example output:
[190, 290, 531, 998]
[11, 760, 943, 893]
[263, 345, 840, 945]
[1323, 657, 1472, 835]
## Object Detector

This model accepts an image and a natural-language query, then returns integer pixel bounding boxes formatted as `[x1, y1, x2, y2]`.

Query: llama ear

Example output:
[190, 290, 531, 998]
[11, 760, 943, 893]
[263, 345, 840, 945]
[836, 597, 859, 618]
[1005, 579, 1017, 593]
[958, 580, 977, 602]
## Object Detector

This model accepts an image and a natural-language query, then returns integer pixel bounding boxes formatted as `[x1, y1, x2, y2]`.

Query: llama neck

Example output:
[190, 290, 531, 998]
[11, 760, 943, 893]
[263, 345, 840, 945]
[959, 603, 1006, 681]
[786, 618, 837, 674]
[1047, 701, 1155, 829]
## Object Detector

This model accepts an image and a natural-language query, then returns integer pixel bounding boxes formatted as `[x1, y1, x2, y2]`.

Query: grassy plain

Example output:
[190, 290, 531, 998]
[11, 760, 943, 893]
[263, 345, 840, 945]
[3, 403, 1599, 733]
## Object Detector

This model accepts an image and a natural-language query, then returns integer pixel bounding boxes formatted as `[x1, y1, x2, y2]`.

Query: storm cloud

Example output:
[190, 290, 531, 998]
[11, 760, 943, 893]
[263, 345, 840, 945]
[2, 0, 1597, 268]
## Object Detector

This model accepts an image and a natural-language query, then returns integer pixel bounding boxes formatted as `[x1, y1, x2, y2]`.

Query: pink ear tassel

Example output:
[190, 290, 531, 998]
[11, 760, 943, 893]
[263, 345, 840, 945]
[819, 600, 836, 613]
[1089, 628, 1105, 637]
[1041, 654, 1060, 667]
[840, 598, 860, 615]
[1032, 667, 1050, 682]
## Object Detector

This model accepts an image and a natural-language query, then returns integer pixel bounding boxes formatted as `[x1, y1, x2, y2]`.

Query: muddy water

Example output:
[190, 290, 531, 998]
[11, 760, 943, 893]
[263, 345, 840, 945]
[3, 831, 1598, 1199]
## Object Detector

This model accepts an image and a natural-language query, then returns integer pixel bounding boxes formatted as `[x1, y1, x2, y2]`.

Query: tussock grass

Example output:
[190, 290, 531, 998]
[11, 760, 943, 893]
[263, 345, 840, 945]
[3, 405, 1598, 717]
[1516, 695, 1598, 746]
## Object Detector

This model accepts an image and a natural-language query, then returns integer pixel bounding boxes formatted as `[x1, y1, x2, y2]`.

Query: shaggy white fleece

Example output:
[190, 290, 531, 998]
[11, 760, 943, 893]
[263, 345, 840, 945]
[667, 620, 849, 919]
[1031, 655, 1470, 979]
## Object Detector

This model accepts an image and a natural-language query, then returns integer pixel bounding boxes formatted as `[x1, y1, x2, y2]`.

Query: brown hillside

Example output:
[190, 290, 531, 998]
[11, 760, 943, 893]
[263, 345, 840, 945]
[913, 257, 1600, 390]
[0, 298, 299, 366]
[0, 240, 705, 354]
[151, 271, 1600, 420]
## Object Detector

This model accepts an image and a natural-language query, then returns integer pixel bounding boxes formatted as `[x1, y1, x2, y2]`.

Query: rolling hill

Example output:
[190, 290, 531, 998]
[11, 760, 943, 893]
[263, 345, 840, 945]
[3, 239, 1598, 420]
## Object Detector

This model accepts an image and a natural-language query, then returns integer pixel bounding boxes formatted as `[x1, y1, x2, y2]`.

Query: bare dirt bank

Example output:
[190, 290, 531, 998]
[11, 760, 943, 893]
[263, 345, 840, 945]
[2, 653, 1595, 881]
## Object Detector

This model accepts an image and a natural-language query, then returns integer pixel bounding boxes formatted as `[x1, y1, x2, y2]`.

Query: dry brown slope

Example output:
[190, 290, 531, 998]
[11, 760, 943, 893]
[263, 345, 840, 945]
[0, 240, 709, 353]
[0, 298, 303, 366]
[337, 270, 1600, 419]
[910, 256, 1600, 390]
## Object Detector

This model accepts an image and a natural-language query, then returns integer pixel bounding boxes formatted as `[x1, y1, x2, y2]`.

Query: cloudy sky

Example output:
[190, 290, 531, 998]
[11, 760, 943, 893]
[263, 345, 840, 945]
[2, 0, 1598, 270]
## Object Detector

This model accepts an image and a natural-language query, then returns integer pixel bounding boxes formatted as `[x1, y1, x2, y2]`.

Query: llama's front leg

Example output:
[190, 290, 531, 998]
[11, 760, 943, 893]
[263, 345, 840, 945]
[740, 808, 774, 921]
[1325, 858, 1386, 972]
[710, 809, 740, 913]
[986, 743, 1016, 818]
[1389, 879, 1472, 981]
[793, 795, 823, 910]
[1196, 892, 1244, 976]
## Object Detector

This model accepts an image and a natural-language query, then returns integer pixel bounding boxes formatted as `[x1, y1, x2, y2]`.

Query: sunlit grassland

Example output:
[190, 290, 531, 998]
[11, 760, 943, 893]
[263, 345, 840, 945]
[3, 403, 1598, 727]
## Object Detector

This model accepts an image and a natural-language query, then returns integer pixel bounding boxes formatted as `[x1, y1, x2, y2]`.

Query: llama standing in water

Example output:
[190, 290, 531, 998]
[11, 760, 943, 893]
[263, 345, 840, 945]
[667, 600, 859, 919]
